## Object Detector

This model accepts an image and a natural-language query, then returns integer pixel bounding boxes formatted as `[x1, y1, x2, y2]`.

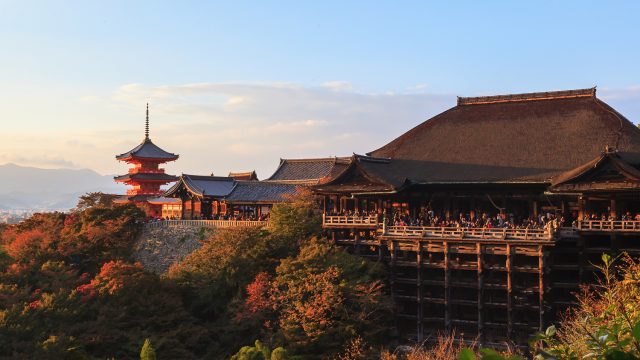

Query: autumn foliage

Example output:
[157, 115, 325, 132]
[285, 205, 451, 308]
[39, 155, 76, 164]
[0, 192, 395, 359]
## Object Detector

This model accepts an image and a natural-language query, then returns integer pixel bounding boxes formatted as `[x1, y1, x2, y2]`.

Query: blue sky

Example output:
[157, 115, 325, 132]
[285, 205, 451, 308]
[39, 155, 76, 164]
[0, 1, 639, 178]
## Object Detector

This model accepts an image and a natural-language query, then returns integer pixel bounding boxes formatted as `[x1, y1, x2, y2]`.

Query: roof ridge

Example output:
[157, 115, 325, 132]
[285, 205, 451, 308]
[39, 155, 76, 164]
[281, 157, 350, 163]
[458, 87, 596, 106]
[183, 174, 234, 181]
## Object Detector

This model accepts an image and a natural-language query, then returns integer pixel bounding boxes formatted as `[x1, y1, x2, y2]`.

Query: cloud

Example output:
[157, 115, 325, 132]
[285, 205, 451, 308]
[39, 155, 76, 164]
[104, 81, 454, 177]
[7, 82, 639, 181]
[322, 81, 353, 91]
[0, 154, 79, 169]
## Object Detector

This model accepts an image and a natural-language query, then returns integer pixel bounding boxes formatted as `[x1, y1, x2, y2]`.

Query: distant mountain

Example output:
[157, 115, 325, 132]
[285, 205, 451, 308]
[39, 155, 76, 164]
[0, 163, 124, 211]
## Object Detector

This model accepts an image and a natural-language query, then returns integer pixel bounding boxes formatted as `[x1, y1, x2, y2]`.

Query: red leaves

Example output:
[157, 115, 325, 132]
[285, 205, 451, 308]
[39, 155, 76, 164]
[243, 272, 273, 315]
[27, 299, 41, 310]
[75, 261, 146, 301]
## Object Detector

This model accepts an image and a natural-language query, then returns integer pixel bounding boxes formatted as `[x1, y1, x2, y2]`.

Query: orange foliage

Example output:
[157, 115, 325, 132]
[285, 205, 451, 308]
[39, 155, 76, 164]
[5, 229, 54, 262]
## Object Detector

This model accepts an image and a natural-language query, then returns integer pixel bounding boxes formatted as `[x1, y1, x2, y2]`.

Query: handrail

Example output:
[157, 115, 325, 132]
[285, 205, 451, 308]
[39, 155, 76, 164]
[322, 214, 379, 226]
[145, 219, 268, 229]
[578, 220, 640, 232]
[384, 225, 552, 241]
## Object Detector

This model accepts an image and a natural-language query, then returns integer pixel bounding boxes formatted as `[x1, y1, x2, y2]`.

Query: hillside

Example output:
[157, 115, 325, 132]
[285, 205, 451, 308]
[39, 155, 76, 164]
[0, 163, 124, 210]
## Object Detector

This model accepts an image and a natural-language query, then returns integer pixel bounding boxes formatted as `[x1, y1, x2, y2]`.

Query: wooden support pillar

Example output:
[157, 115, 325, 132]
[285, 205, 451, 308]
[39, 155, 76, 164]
[538, 245, 545, 332]
[181, 198, 186, 219]
[333, 195, 338, 213]
[610, 198, 617, 220]
[445, 194, 452, 220]
[190, 198, 195, 220]
[416, 242, 423, 342]
[377, 199, 383, 214]
[506, 243, 513, 340]
[533, 200, 539, 218]
[477, 242, 484, 346]
[444, 241, 451, 332]
[578, 236, 585, 283]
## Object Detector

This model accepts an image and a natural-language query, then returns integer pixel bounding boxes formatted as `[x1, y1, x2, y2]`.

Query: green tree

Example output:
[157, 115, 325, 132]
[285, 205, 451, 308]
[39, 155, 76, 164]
[230, 340, 289, 360]
[140, 338, 156, 360]
[531, 254, 640, 359]
[268, 188, 321, 242]
[75, 192, 117, 212]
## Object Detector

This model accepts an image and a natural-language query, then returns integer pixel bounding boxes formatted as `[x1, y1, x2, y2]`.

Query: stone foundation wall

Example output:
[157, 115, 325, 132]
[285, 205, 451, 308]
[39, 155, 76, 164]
[133, 226, 210, 274]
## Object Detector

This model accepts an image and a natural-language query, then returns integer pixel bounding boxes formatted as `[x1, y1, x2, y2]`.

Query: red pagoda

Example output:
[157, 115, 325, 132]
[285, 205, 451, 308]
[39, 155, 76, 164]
[114, 104, 179, 217]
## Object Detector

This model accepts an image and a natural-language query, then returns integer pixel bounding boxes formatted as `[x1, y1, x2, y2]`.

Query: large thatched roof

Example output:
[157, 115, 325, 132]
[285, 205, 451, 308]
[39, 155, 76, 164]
[367, 88, 640, 184]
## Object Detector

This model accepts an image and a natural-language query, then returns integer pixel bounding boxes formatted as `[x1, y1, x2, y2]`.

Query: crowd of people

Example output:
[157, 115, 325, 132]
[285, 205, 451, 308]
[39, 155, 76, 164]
[328, 207, 640, 230]
[327, 208, 564, 230]
[387, 210, 563, 230]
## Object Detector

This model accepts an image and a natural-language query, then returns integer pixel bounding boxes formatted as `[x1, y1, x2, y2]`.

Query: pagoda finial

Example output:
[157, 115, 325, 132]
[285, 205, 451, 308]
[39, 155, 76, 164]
[145, 103, 150, 140]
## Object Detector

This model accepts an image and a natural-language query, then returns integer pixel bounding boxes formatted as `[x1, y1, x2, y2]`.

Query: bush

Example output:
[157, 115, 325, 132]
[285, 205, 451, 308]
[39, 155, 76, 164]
[531, 253, 640, 359]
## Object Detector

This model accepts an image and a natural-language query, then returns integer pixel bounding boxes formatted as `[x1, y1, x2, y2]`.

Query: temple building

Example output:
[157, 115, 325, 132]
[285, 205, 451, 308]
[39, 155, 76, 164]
[313, 88, 640, 346]
[114, 104, 179, 217]
[163, 157, 350, 219]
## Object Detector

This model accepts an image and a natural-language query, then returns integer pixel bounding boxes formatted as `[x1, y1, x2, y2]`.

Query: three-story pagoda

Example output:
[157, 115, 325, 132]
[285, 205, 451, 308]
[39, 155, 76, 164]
[114, 104, 179, 217]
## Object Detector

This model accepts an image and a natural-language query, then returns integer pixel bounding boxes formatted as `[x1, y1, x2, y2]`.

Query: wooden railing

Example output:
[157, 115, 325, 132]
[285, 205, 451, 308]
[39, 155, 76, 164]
[322, 214, 379, 227]
[578, 220, 640, 232]
[145, 220, 268, 229]
[384, 226, 552, 241]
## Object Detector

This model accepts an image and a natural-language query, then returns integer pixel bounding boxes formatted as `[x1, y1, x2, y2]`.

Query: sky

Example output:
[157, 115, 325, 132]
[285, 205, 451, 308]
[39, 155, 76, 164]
[0, 1, 639, 179]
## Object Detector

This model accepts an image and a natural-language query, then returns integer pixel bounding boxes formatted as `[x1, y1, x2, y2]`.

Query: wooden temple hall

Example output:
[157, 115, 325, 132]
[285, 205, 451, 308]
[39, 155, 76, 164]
[312, 88, 640, 346]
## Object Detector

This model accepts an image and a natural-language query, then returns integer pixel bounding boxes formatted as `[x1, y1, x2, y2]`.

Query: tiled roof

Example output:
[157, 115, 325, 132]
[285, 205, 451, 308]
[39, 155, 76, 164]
[266, 157, 351, 183]
[164, 174, 235, 197]
[224, 181, 301, 203]
[228, 171, 259, 181]
[116, 138, 179, 161]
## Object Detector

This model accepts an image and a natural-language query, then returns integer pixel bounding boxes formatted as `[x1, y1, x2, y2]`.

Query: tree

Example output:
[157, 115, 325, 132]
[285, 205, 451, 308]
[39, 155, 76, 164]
[238, 239, 393, 358]
[140, 338, 157, 360]
[268, 188, 322, 242]
[75, 192, 117, 212]
[230, 340, 289, 360]
[531, 254, 640, 359]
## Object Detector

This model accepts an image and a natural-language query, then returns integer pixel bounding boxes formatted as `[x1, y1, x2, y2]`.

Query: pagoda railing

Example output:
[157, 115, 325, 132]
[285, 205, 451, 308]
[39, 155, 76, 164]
[383, 225, 552, 241]
[146, 219, 268, 229]
[322, 214, 379, 227]
[129, 168, 166, 174]
[578, 220, 640, 232]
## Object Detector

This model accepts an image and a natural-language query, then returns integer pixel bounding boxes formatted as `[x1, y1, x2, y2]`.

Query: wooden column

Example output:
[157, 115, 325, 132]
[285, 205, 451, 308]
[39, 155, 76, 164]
[444, 241, 451, 332]
[538, 245, 545, 332]
[477, 242, 484, 345]
[416, 242, 423, 341]
[610, 198, 617, 219]
[506, 243, 513, 340]
[190, 198, 195, 219]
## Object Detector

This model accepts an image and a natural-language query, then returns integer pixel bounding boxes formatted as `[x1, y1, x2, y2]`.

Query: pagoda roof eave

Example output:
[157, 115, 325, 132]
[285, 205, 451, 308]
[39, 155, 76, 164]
[115, 138, 179, 161]
[115, 154, 179, 162]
